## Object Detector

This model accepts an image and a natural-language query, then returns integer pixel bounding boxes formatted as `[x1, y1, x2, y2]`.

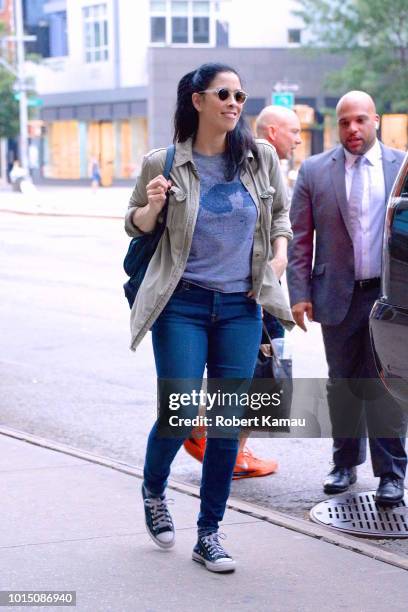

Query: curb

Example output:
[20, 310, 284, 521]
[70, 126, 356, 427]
[1, 425, 408, 572]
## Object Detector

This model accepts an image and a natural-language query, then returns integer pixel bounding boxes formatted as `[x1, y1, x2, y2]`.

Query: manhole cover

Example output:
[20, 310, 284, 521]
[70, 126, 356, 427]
[310, 490, 408, 537]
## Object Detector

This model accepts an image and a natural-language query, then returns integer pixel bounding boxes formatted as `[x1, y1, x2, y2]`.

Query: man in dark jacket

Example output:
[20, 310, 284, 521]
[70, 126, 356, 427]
[287, 90, 407, 504]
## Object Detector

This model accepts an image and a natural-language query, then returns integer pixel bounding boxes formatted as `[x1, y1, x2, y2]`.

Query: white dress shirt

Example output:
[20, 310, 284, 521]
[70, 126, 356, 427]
[344, 139, 386, 280]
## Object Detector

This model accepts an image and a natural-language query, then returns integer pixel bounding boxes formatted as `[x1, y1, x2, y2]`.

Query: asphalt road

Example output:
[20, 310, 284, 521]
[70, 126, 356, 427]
[1, 210, 407, 557]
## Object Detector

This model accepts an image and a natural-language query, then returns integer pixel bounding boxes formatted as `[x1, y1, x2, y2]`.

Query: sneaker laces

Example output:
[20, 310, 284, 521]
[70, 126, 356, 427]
[144, 496, 174, 530]
[201, 532, 228, 557]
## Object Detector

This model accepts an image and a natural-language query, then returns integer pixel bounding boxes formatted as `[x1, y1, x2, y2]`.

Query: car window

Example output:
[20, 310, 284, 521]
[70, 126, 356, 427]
[390, 204, 408, 259]
[394, 155, 408, 198]
[383, 158, 408, 306]
[401, 172, 408, 197]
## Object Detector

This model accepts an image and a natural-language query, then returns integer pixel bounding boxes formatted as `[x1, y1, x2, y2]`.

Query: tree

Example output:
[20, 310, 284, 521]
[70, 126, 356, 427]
[0, 24, 19, 138]
[295, 0, 408, 112]
[0, 67, 19, 138]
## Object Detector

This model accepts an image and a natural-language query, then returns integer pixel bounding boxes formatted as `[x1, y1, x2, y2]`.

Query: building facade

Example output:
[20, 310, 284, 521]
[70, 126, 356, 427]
[26, 0, 343, 183]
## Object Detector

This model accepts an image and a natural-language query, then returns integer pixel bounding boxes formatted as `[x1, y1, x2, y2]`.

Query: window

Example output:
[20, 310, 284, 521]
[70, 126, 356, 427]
[151, 16, 166, 42]
[49, 11, 68, 57]
[150, 0, 166, 42]
[288, 29, 301, 44]
[402, 165, 408, 197]
[192, 1, 209, 43]
[150, 0, 212, 45]
[216, 19, 229, 47]
[171, 2, 188, 43]
[83, 4, 109, 63]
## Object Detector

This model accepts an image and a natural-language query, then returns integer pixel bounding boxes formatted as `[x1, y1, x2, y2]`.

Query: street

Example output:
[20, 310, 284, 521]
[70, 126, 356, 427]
[1, 195, 407, 558]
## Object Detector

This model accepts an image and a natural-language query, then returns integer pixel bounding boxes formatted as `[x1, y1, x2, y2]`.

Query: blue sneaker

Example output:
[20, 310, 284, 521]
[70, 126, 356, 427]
[192, 533, 236, 572]
[142, 484, 175, 549]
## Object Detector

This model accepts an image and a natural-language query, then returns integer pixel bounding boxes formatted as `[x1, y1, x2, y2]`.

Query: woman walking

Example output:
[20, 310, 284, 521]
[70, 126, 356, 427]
[125, 63, 293, 572]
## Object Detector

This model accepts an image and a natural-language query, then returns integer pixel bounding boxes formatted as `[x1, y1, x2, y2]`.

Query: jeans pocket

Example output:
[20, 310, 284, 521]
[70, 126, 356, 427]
[173, 280, 192, 295]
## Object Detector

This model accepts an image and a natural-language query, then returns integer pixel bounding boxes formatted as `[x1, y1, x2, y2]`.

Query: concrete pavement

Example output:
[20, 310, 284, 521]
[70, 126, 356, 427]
[0, 184, 131, 219]
[1, 430, 408, 612]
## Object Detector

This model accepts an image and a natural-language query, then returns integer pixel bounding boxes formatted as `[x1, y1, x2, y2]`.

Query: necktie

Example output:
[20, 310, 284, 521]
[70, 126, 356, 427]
[348, 155, 365, 237]
[348, 155, 365, 278]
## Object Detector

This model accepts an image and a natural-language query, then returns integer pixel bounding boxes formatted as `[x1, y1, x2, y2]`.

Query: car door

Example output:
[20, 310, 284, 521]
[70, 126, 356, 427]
[370, 153, 408, 408]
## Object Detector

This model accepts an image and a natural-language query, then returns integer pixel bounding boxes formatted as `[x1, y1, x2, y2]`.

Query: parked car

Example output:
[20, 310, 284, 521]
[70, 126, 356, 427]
[370, 152, 408, 408]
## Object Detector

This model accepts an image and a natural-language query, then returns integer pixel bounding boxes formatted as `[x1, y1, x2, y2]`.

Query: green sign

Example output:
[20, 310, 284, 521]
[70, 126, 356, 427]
[14, 93, 43, 107]
[272, 92, 294, 108]
[28, 98, 43, 107]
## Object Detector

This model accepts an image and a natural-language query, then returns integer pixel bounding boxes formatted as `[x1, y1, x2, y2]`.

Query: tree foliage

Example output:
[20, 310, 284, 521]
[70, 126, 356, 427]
[295, 0, 408, 112]
[0, 24, 19, 138]
[0, 68, 19, 138]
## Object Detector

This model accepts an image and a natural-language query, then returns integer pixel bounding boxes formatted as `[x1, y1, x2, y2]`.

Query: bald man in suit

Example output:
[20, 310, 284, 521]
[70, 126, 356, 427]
[288, 91, 407, 504]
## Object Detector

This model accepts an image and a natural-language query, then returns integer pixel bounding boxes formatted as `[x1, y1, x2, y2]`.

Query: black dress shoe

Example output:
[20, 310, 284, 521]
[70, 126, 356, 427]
[375, 474, 405, 505]
[323, 466, 357, 494]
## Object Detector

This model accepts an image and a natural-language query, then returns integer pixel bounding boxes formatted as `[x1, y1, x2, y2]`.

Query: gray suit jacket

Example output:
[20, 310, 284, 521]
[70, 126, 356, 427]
[287, 142, 405, 326]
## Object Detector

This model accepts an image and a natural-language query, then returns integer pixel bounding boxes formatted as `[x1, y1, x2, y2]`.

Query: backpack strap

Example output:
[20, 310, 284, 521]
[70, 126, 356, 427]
[163, 144, 176, 179]
[158, 145, 176, 226]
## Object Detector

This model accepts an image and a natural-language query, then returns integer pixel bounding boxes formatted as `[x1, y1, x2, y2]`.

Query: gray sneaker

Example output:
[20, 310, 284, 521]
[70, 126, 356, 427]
[192, 532, 236, 572]
[142, 484, 175, 549]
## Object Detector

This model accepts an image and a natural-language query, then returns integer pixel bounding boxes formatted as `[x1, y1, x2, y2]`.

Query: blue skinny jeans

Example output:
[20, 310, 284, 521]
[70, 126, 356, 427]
[143, 281, 262, 535]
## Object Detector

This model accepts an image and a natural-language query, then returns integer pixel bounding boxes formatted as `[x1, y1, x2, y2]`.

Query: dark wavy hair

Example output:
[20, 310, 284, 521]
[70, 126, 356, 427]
[173, 63, 258, 181]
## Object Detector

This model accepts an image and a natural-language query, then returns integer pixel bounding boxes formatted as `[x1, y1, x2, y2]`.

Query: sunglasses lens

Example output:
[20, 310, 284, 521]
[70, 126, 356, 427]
[217, 88, 230, 101]
[235, 91, 247, 104]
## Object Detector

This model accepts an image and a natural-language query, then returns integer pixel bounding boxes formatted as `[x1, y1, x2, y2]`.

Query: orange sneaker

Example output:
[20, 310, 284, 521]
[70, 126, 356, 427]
[233, 447, 278, 479]
[183, 435, 206, 463]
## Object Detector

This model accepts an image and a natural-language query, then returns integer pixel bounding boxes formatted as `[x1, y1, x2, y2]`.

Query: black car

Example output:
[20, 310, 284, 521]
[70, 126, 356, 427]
[370, 152, 408, 408]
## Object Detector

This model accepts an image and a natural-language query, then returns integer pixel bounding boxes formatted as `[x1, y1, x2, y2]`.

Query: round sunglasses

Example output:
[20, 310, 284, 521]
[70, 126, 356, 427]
[198, 87, 248, 104]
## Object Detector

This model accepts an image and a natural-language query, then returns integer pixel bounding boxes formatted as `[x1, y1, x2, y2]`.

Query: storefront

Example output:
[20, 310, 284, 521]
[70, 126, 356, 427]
[40, 88, 148, 184]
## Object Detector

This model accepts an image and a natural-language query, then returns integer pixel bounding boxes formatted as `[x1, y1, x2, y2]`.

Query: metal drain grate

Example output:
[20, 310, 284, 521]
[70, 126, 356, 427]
[310, 491, 408, 537]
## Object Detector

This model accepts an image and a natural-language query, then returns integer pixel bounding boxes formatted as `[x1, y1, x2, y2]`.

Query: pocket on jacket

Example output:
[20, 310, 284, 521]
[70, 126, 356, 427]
[260, 185, 276, 206]
[167, 186, 187, 229]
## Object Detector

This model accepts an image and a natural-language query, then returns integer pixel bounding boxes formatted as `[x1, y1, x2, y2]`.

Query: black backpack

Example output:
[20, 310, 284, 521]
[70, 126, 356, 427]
[123, 145, 175, 308]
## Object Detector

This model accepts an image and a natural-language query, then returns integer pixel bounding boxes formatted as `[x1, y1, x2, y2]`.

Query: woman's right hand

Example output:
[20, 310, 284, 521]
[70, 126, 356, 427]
[131, 174, 172, 232]
[146, 175, 172, 214]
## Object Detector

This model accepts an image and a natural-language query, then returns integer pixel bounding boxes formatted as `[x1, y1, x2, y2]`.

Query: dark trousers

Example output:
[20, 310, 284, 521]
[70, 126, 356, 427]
[321, 285, 407, 479]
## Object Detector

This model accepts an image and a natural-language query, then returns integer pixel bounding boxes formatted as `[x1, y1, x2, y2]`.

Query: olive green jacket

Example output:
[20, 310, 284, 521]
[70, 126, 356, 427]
[125, 137, 294, 351]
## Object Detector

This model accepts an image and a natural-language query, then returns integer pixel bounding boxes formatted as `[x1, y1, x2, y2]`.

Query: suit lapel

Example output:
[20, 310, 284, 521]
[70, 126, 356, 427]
[330, 146, 354, 241]
[381, 143, 398, 200]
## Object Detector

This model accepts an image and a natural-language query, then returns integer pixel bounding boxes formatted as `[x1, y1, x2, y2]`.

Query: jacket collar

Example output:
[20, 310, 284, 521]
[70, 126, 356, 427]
[174, 138, 194, 167]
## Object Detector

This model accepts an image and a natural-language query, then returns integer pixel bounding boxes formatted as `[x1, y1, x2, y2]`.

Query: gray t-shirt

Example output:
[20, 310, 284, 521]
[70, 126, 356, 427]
[182, 152, 257, 293]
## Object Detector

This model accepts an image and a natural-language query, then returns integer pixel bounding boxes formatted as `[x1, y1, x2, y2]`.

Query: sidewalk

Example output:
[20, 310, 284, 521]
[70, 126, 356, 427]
[1, 432, 408, 612]
[0, 184, 131, 219]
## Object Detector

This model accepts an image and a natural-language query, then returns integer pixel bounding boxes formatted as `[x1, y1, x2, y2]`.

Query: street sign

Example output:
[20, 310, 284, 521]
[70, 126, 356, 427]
[272, 92, 295, 108]
[14, 93, 43, 107]
[27, 98, 43, 107]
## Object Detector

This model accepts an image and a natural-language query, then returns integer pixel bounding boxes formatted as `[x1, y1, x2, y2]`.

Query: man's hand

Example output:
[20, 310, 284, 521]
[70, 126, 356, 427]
[292, 301, 313, 332]
[270, 256, 288, 280]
